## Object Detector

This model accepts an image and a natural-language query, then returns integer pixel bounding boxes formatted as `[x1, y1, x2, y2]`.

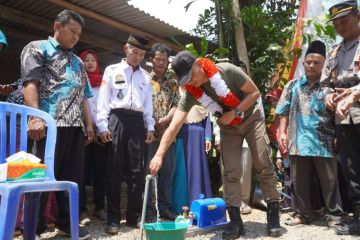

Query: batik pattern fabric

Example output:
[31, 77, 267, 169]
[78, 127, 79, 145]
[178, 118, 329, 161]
[6, 79, 24, 105]
[276, 75, 335, 157]
[150, 71, 179, 139]
[20, 37, 93, 128]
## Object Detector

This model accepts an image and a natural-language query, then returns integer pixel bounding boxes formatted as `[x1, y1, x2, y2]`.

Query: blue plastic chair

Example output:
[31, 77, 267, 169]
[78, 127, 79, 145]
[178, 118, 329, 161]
[0, 102, 79, 240]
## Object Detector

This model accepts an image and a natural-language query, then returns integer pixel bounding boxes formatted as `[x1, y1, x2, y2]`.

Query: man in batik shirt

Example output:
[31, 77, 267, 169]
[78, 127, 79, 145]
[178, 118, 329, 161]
[146, 43, 179, 221]
[276, 40, 342, 226]
[21, 10, 93, 239]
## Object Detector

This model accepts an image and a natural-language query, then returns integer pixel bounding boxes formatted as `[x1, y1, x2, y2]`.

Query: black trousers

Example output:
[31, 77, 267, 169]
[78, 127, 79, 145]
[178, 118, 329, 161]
[106, 109, 146, 225]
[289, 156, 342, 221]
[336, 122, 360, 206]
[80, 141, 107, 212]
[34, 127, 85, 232]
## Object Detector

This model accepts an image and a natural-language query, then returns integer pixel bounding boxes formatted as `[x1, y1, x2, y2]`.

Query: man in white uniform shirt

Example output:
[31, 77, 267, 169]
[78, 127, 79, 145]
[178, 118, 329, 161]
[96, 34, 155, 234]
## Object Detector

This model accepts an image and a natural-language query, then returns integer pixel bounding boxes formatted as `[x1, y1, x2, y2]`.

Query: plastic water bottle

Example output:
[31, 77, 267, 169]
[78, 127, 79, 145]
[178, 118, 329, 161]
[175, 206, 193, 226]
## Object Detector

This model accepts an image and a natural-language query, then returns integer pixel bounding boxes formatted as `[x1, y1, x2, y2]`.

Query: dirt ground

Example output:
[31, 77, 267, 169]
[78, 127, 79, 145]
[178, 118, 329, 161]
[14, 185, 359, 240]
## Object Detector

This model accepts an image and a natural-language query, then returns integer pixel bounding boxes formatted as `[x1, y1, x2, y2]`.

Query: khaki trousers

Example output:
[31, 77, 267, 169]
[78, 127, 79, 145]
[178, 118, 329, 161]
[220, 105, 280, 207]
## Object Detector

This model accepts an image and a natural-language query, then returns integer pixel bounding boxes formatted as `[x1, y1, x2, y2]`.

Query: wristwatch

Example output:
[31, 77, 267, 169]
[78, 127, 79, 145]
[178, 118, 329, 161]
[233, 107, 243, 118]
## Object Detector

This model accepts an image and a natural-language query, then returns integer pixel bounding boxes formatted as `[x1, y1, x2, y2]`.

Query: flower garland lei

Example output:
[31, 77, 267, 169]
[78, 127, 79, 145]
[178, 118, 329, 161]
[184, 58, 243, 126]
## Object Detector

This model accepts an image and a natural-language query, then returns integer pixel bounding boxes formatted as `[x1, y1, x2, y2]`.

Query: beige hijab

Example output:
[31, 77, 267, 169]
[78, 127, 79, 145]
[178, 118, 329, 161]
[186, 105, 208, 124]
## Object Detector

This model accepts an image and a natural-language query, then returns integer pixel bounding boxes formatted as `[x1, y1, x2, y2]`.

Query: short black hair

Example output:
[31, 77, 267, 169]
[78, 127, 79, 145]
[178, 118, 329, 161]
[149, 43, 171, 58]
[55, 10, 85, 27]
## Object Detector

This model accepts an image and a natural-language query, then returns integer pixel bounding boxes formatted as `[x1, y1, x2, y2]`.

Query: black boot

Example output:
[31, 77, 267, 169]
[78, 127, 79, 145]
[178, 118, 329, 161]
[336, 205, 360, 236]
[267, 202, 282, 237]
[222, 206, 245, 240]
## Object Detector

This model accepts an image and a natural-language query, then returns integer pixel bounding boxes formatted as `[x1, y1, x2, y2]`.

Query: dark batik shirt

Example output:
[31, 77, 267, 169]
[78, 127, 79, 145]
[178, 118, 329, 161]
[276, 75, 335, 158]
[150, 71, 179, 139]
[20, 37, 93, 128]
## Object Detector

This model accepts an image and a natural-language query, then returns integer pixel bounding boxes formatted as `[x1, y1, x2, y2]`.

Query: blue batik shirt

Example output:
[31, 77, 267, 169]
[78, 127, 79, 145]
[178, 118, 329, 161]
[276, 75, 335, 158]
[20, 37, 93, 128]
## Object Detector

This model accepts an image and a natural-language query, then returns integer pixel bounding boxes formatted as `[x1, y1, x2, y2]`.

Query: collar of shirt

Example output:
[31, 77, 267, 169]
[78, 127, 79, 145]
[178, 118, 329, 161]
[150, 71, 168, 82]
[48, 36, 60, 49]
[48, 36, 77, 55]
[341, 37, 359, 51]
[300, 75, 320, 89]
[121, 58, 140, 71]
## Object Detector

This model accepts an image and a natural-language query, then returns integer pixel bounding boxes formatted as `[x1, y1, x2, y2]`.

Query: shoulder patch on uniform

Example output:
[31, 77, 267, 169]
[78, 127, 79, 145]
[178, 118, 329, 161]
[329, 44, 341, 58]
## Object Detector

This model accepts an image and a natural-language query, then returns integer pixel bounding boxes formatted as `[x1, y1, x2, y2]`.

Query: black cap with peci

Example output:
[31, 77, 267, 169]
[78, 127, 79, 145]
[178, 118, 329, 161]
[126, 33, 149, 50]
[329, 0, 358, 21]
[305, 40, 326, 58]
[171, 51, 196, 85]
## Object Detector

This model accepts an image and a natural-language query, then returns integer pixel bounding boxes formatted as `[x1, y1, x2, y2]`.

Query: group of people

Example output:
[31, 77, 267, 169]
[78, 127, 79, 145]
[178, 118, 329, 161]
[0, 8, 216, 239]
[276, 0, 360, 236]
[1, 0, 360, 239]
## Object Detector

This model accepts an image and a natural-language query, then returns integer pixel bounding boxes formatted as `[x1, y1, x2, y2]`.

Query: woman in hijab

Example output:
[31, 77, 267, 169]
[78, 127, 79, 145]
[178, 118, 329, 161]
[79, 49, 107, 223]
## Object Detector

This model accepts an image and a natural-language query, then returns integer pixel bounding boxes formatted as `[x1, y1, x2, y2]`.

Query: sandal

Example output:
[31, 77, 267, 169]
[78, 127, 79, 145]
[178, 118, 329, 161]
[285, 214, 307, 226]
[325, 215, 342, 228]
[240, 201, 252, 215]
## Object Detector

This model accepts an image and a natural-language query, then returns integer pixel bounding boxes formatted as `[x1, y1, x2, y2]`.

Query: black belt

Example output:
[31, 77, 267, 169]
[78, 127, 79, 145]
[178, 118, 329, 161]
[110, 108, 143, 117]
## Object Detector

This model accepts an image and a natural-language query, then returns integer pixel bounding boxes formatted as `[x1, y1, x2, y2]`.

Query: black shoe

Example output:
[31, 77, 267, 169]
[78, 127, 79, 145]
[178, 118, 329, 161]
[336, 205, 360, 236]
[57, 226, 90, 240]
[267, 202, 282, 237]
[105, 223, 120, 235]
[335, 220, 360, 235]
[160, 208, 177, 221]
[222, 206, 245, 240]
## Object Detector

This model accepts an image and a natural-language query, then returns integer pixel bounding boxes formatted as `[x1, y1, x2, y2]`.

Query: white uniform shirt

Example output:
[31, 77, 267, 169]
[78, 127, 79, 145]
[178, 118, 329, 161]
[96, 59, 155, 133]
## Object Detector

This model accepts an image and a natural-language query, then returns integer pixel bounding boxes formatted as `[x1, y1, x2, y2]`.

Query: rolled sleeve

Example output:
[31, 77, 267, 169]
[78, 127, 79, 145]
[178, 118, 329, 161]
[275, 81, 293, 115]
[20, 43, 44, 84]
[177, 92, 198, 113]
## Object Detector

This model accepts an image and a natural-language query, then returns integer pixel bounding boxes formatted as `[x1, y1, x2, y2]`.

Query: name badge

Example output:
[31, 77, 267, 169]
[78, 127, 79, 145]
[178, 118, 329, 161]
[113, 74, 126, 89]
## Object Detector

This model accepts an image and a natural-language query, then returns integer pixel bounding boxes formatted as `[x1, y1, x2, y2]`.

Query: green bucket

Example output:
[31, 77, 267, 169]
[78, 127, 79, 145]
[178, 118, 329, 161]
[143, 222, 188, 240]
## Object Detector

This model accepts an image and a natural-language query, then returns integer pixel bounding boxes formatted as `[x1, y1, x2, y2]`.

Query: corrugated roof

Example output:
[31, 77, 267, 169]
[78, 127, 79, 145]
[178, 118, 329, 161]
[66, 0, 188, 37]
[0, 0, 191, 47]
[0, 0, 208, 84]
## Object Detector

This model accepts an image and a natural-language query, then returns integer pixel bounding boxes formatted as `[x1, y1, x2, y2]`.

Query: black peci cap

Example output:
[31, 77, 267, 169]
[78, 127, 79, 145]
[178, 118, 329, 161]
[306, 40, 326, 58]
[127, 33, 149, 50]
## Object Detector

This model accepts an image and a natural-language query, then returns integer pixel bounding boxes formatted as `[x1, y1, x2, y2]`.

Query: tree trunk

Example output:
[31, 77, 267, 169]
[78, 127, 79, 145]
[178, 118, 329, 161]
[232, 0, 250, 72]
[215, 0, 225, 57]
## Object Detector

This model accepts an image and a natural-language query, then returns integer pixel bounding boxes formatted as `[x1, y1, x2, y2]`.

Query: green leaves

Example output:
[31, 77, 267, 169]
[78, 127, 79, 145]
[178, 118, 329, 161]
[185, 43, 199, 57]
[200, 36, 208, 57]
[267, 43, 282, 52]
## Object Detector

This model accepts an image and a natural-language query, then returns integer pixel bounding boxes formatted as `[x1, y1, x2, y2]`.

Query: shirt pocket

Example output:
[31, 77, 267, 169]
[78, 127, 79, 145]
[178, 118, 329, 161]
[311, 93, 325, 114]
[112, 74, 128, 98]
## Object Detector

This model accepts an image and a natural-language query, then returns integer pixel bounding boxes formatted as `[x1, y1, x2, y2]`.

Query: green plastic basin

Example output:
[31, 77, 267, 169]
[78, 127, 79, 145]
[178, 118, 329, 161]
[143, 222, 188, 240]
